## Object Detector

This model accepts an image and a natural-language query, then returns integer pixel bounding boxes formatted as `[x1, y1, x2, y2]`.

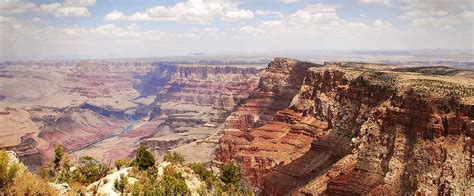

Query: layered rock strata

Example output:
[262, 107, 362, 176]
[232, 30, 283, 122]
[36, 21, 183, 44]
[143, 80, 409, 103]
[0, 61, 262, 168]
[138, 64, 262, 162]
[217, 60, 474, 195]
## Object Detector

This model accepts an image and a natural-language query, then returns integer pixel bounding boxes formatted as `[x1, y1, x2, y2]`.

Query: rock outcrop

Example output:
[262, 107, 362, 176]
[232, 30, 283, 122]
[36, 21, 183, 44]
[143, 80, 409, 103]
[224, 58, 317, 130]
[216, 60, 474, 195]
[216, 58, 319, 164]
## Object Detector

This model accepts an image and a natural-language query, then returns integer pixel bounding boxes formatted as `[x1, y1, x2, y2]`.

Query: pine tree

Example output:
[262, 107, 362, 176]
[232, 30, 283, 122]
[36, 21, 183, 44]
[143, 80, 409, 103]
[133, 145, 155, 170]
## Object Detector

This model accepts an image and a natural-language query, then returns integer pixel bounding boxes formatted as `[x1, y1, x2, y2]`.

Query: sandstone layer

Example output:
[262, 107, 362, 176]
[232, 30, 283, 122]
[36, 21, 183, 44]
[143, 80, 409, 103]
[217, 60, 474, 195]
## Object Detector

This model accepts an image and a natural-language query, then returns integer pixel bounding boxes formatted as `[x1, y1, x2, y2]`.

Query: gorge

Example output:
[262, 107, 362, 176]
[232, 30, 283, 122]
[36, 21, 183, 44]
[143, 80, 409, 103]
[0, 58, 473, 194]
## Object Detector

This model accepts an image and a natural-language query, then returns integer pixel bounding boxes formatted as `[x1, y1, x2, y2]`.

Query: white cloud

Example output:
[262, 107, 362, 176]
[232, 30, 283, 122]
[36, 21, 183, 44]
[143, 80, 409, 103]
[281, 0, 301, 4]
[1, 0, 94, 17]
[373, 19, 395, 30]
[63, 0, 96, 7]
[104, 0, 254, 24]
[240, 4, 370, 34]
[104, 10, 127, 21]
[399, 9, 449, 19]
[127, 23, 139, 30]
[359, 0, 391, 6]
[0, 0, 36, 15]
[396, 0, 473, 30]
[255, 10, 284, 18]
[30, 17, 49, 25]
[460, 10, 474, 22]
[50, 6, 91, 17]
[221, 9, 254, 22]
[128, 12, 154, 21]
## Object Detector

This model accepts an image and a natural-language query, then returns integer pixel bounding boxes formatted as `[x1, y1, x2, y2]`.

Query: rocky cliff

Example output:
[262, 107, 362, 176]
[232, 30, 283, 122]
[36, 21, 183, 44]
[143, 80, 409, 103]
[224, 58, 317, 130]
[136, 64, 262, 163]
[216, 60, 474, 195]
[216, 58, 318, 165]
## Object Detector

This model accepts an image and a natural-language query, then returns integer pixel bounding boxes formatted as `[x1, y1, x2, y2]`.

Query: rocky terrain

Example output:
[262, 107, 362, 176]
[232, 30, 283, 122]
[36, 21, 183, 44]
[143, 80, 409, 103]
[0, 60, 262, 169]
[1, 57, 472, 194]
[216, 59, 474, 194]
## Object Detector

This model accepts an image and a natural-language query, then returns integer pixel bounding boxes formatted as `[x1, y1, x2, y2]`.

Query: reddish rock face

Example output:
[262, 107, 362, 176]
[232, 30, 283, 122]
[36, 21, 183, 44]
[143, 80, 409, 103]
[224, 58, 317, 130]
[159, 65, 262, 110]
[216, 58, 319, 164]
[216, 60, 474, 195]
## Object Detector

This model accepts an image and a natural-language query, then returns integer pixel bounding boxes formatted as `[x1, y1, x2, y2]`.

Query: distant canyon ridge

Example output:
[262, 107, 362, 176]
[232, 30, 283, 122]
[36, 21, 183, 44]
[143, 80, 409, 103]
[0, 58, 473, 194]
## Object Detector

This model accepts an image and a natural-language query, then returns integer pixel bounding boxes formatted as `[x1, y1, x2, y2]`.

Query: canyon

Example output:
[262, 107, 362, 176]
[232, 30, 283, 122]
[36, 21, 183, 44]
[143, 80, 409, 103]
[0, 60, 263, 169]
[0, 58, 473, 194]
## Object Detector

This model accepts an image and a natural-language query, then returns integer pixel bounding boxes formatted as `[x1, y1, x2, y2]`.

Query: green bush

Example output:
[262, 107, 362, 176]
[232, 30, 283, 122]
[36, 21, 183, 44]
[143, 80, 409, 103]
[189, 162, 214, 188]
[220, 162, 240, 185]
[113, 174, 128, 193]
[114, 159, 131, 170]
[163, 151, 185, 165]
[130, 165, 190, 195]
[161, 173, 190, 195]
[133, 145, 156, 170]
[73, 156, 108, 184]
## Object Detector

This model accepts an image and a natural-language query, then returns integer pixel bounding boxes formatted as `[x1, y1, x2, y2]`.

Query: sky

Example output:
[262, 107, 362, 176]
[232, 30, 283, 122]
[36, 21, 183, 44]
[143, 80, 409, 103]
[0, 0, 473, 59]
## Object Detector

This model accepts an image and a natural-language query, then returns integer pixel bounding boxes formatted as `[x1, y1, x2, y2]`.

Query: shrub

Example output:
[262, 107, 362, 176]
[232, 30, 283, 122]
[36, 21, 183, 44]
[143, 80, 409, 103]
[57, 156, 72, 183]
[163, 151, 185, 165]
[115, 159, 131, 170]
[0, 150, 21, 193]
[133, 145, 155, 170]
[113, 174, 128, 193]
[53, 145, 64, 171]
[72, 156, 108, 184]
[220, 162, 240, 185]
[189, 162, 214, 188]
[161, 173, 190, 195]
[130, 165, 190, 195]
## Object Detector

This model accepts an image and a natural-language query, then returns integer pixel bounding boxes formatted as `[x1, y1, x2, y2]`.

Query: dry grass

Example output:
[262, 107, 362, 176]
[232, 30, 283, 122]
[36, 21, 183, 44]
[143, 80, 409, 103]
[9, 172, 57, 195]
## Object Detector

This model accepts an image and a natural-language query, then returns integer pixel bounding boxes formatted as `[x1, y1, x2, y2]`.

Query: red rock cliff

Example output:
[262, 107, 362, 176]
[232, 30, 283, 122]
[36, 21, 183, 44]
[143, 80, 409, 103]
[216, 61, 474, 195]
[216, 58, 319, 163]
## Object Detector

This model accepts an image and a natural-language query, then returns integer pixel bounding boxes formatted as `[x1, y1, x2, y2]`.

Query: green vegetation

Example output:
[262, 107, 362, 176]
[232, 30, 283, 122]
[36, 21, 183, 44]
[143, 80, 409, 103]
[53, 144, 64, 171]
[1, 146, 253, 195]
[161, 166, 190, 194]
[133, 145, 156, 170]
[163, 151, 185, 165]
[0, 150, 55, 195]
[0, 151, 21, 193]
[190, 162, 215, 188]
[113, 174, 128, 193]
[57, 155, 73, 183]
[114, 159, 131, 170]
[220, 162, 240, 185]
[130, 164, 190, 195]
[72, 156, 109, 184]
